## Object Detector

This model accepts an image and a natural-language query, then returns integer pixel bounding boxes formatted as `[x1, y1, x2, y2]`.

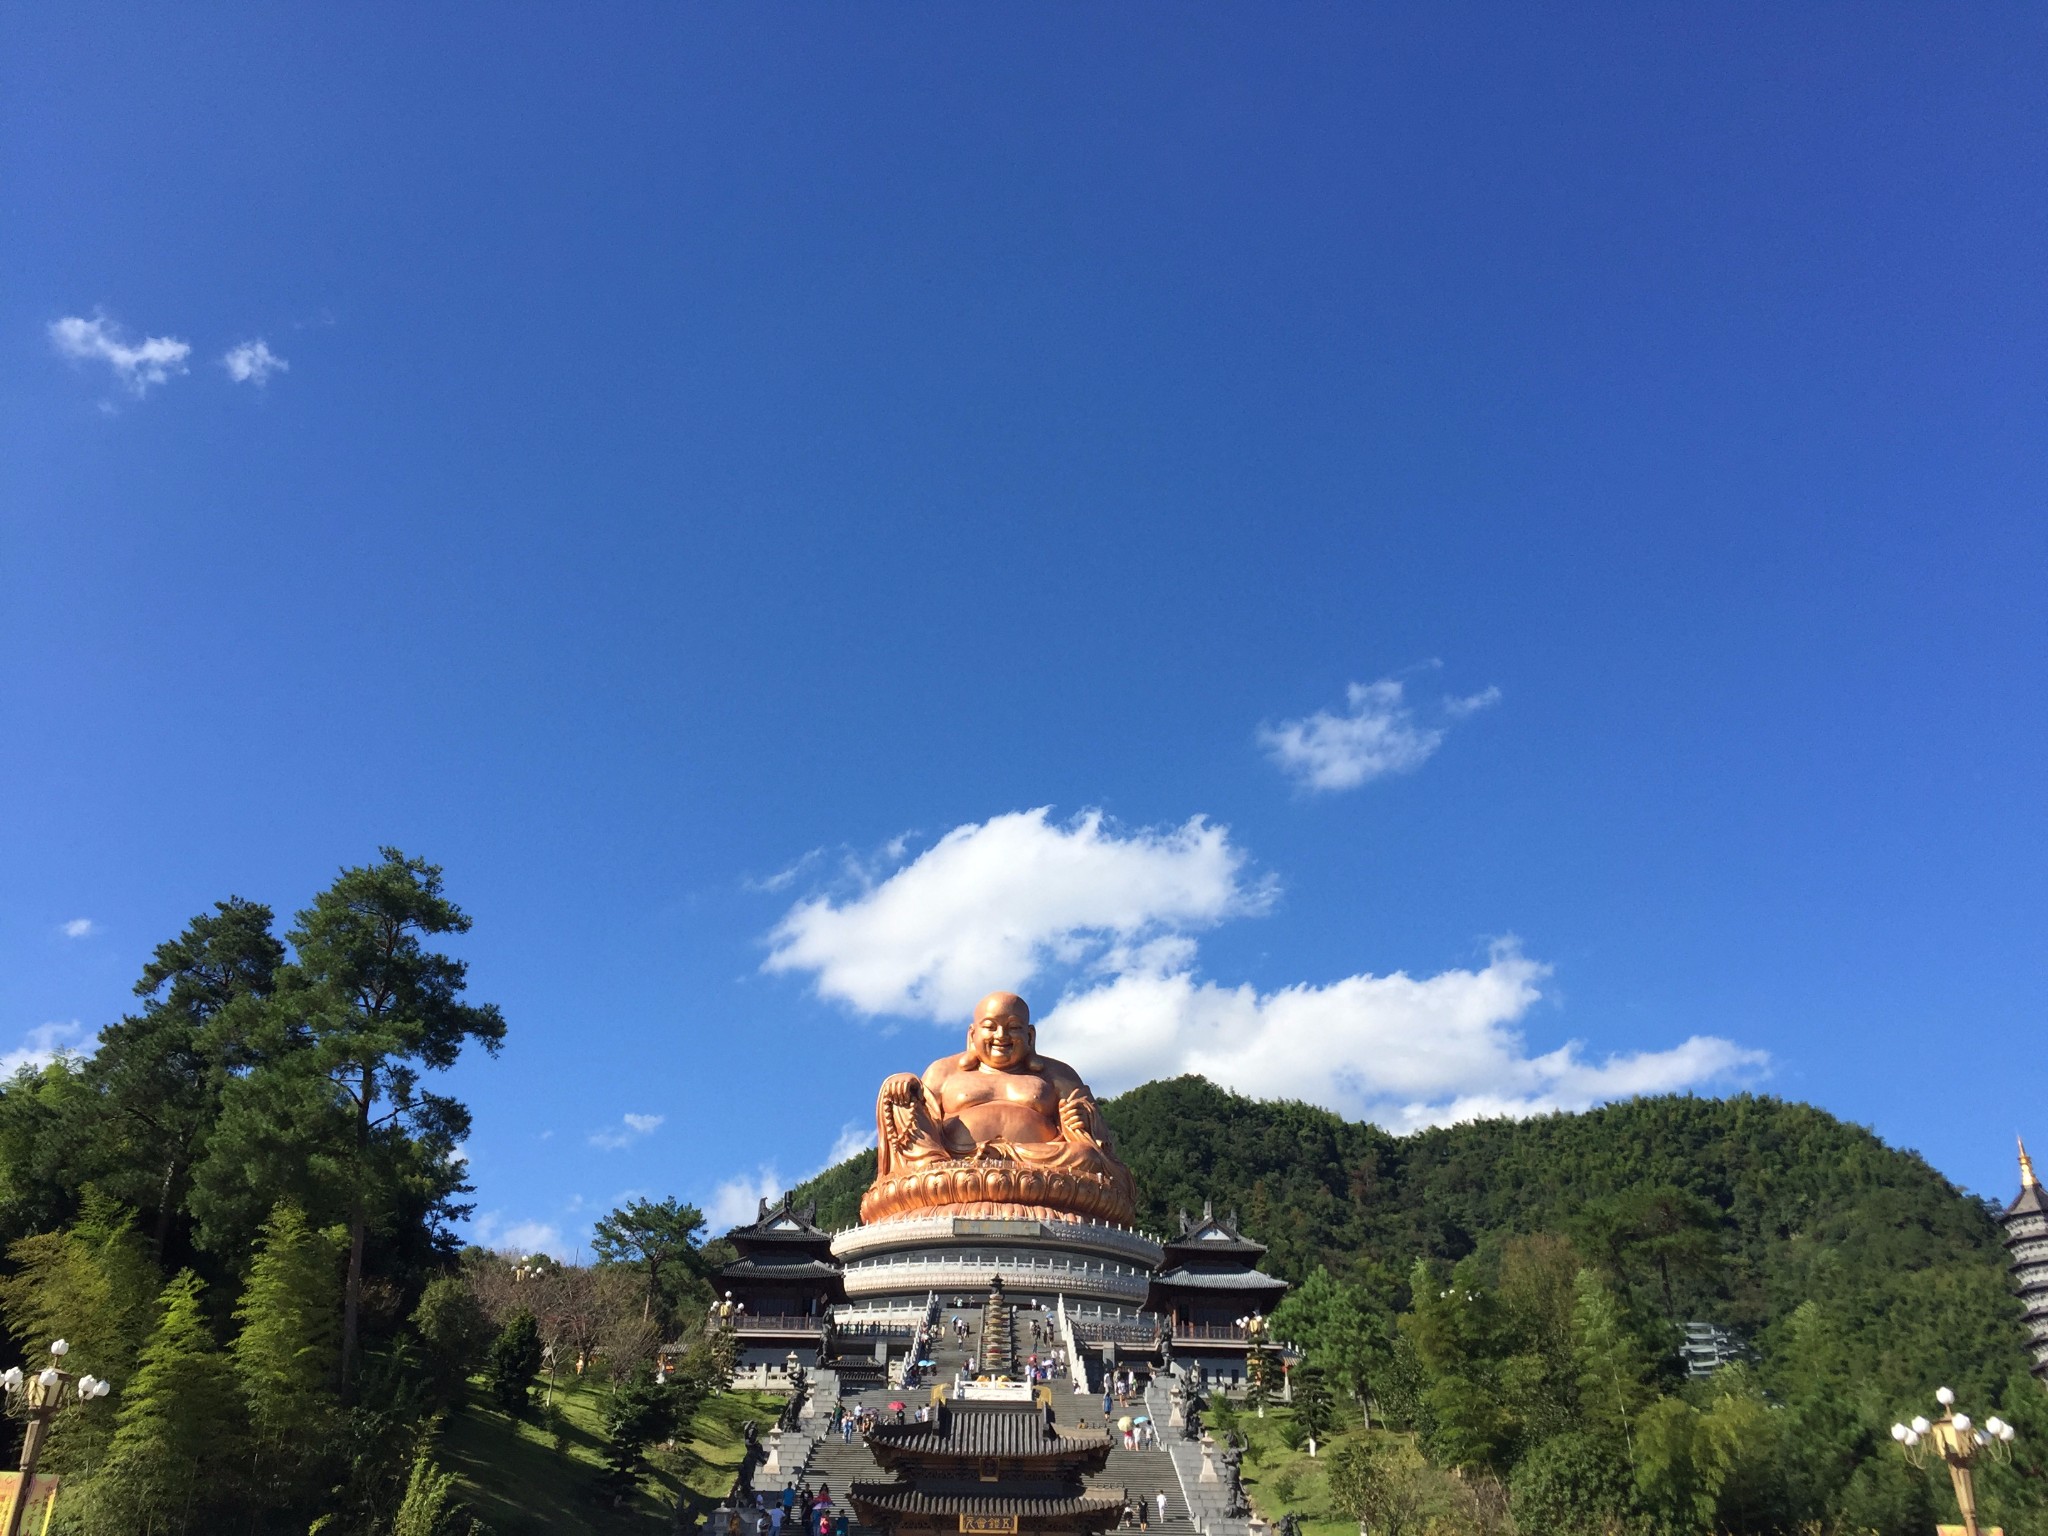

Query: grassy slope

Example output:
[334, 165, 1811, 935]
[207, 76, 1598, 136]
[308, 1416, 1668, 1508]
[1211, 1400, 1429, 1536]
[440, 1375, 783, 1534]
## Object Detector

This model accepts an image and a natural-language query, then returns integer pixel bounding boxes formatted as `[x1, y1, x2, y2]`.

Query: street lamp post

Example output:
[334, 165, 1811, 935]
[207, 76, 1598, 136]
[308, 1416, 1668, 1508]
[1891, 1386, 2018, 1536]
[1, 1340, 112, 1536]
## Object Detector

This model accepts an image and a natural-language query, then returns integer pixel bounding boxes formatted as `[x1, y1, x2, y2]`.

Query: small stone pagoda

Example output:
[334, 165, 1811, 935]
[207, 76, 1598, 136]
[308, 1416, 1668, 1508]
[850, 1392, 1125, 1536]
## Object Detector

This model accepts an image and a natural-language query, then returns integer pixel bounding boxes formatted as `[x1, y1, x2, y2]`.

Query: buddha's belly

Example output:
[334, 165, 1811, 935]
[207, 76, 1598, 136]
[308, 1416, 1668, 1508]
[949, 1099, 1058, 1147]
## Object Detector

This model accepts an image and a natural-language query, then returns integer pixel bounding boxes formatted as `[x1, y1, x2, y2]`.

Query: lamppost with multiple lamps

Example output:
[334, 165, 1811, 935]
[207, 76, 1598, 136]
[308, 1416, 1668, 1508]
[0, 1339, 112, 1536]
[1890, 1386, 2019, 1536]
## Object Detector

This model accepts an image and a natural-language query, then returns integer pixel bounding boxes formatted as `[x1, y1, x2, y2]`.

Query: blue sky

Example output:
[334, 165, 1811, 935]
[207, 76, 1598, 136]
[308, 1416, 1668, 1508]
[6, 5, 2044, 1256]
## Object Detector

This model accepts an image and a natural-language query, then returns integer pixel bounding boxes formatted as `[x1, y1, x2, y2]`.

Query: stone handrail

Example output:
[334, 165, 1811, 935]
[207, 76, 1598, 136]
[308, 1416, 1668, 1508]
[830, 1213, 1165, 1266]
[842, 1258, 1150, 1303]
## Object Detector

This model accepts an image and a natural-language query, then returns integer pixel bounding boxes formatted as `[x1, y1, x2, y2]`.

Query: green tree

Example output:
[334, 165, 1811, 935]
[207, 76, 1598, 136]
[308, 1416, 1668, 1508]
[1326, 1437, 1430, 1536]
[1271, 1266, 1387, 1419]
[255, 851, 506, 1384]
[89, 898, 284, 1260]
[1571, 1266, 1654, 1462]
[412, 1273, 492, 1407]
[592, 1196, 707, 1328]
[390, 1443, 479, 1536]
[1507, 1431, 1635, 1536]
[98, 1270, 244, 1534]
[1574, 1183, 1723, 1322]
[486, 1310, 543, 1416]
[1290, 1363, 1335, 1456]
[0, 1193, 160, 1469]
[231, 1201, 342, 1508]
[596, 1364, 677, 1504]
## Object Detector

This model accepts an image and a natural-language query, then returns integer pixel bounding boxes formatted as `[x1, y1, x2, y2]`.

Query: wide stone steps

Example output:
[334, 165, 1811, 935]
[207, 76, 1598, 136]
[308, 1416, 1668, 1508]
[771, 1311, 1201, 1536]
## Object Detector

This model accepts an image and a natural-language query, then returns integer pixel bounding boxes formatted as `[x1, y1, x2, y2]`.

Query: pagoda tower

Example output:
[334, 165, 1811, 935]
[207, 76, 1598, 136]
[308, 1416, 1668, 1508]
[850, 1390, 1125, 1536]
[2002, 1139, 2048, 1382]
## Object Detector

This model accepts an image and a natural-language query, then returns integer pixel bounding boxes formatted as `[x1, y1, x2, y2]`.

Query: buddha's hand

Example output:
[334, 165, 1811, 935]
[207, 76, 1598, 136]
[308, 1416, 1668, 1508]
[879, 1074, 943, 1157]
[1058, 1090, 1104, 1147]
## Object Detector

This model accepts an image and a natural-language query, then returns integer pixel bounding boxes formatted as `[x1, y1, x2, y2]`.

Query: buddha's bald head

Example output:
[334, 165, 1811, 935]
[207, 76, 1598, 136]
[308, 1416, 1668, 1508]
[967, 991, 1034, 1070]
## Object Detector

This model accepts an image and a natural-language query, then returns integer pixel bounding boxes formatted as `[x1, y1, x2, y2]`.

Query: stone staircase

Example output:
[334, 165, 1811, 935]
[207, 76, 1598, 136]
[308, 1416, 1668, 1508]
[754, 1311, 1207, 1536]
[1143, 1374, 1256, 1536]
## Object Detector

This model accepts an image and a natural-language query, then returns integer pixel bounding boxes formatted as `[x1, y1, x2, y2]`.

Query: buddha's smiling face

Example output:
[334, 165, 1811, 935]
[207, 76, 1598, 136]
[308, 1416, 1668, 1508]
[967, 992, 1033, 1071]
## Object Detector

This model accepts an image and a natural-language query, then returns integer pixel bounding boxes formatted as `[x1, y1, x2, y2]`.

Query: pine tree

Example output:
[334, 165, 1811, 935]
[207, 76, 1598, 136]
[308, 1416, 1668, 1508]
[597, 1366, 676, 1506]
[485, 1311, 543, 1416]
[99, 1270, 243, 1534]
[1291, 1363, 1335, 1456]
[231, 1201, 342, 1510]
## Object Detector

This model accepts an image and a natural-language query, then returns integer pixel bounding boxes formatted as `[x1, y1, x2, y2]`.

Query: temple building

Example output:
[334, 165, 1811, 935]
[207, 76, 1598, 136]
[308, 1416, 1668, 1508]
[2002, 1139, 2048, 1382]
[850, 1388, 1125, 1536]
[712, 1193, 843, 1369]
[1147, 1204, 1290, 1379]
[715, 991, 1288, 1383]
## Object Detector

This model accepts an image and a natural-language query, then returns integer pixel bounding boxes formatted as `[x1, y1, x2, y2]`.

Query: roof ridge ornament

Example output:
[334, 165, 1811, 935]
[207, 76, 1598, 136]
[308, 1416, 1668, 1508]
[2023, 1136, 2039, 1191]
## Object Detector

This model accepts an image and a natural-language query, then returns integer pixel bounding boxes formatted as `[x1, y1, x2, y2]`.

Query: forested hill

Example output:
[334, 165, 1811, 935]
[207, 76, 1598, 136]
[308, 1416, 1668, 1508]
[798, 1076, 2016, 1344]
[1111, 1079, 2003, 1316]
[807, 1080, 2001, 1269]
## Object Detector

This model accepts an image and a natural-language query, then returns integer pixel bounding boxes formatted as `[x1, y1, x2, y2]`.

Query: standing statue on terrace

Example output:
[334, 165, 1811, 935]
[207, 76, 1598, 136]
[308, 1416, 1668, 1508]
[863, 991, 1138, 1224]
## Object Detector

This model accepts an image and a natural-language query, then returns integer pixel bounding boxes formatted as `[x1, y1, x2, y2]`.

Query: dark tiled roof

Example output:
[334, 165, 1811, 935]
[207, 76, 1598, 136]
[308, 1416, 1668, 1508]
[866, 1409, 1110, 1460]
[716, 1256, 844, 1281]
[1151, 1266, 1288, 1291]
[725, 1193, 832, 1244]
[848, 1486, 1127, 1518]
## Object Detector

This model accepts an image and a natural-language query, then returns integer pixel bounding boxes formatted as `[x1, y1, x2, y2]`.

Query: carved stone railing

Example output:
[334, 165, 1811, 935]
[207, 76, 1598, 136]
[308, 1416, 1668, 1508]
[841, 1256, 1150, 1303]
[830, 1213, 1165, 1267]
[1071, 1317, 1163, 1347]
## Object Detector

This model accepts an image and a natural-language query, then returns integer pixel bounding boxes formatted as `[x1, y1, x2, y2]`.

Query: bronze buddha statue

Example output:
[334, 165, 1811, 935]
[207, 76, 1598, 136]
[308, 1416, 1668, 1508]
[862, 991, 1137, 1225]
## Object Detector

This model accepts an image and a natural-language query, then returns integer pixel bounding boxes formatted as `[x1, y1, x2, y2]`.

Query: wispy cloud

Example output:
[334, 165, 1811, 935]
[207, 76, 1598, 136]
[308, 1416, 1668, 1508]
[60, 918, 95, 939]
[705, 1167, 786, 1231]
[703, 1121, 876, 1236]
[0, 1022, 87, 1078]
[762, 807, 1765, 1134]
[223, 338, 288, 385]
[764, 808, 1267, 1021]
[1260, 675, 1500, 793]
[589, 1112, 665, 1151]
[49, 314, 190, 398]
[472, 1211, 568, 1260]
[825, 1120, 875, 1165]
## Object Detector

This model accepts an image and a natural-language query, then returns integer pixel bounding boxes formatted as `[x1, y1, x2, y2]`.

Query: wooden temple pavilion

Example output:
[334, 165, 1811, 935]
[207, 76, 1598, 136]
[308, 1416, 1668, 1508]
[850, 1394, 1126, 1536]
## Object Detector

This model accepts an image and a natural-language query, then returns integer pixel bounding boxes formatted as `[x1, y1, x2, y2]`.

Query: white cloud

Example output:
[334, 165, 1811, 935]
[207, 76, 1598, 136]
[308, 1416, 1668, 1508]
[701, 1122, 877, 1237]
[0, 1022, 87, 1078]
[1260, 676, 1500, 793]
[763, 806, 1767, 1133]
[589, 1112, 664, 1151]
[222, 338, 288, 385]
[825, 1120, 876, 1165]
[1035, 943, 1765, 1131]
[472, 1211, 568, 1260]
[60, 918, 95, 939]
[763, 808, 1267, 1021]
[706, 1166, 787, 1232]
[49, 314, 191, 397]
